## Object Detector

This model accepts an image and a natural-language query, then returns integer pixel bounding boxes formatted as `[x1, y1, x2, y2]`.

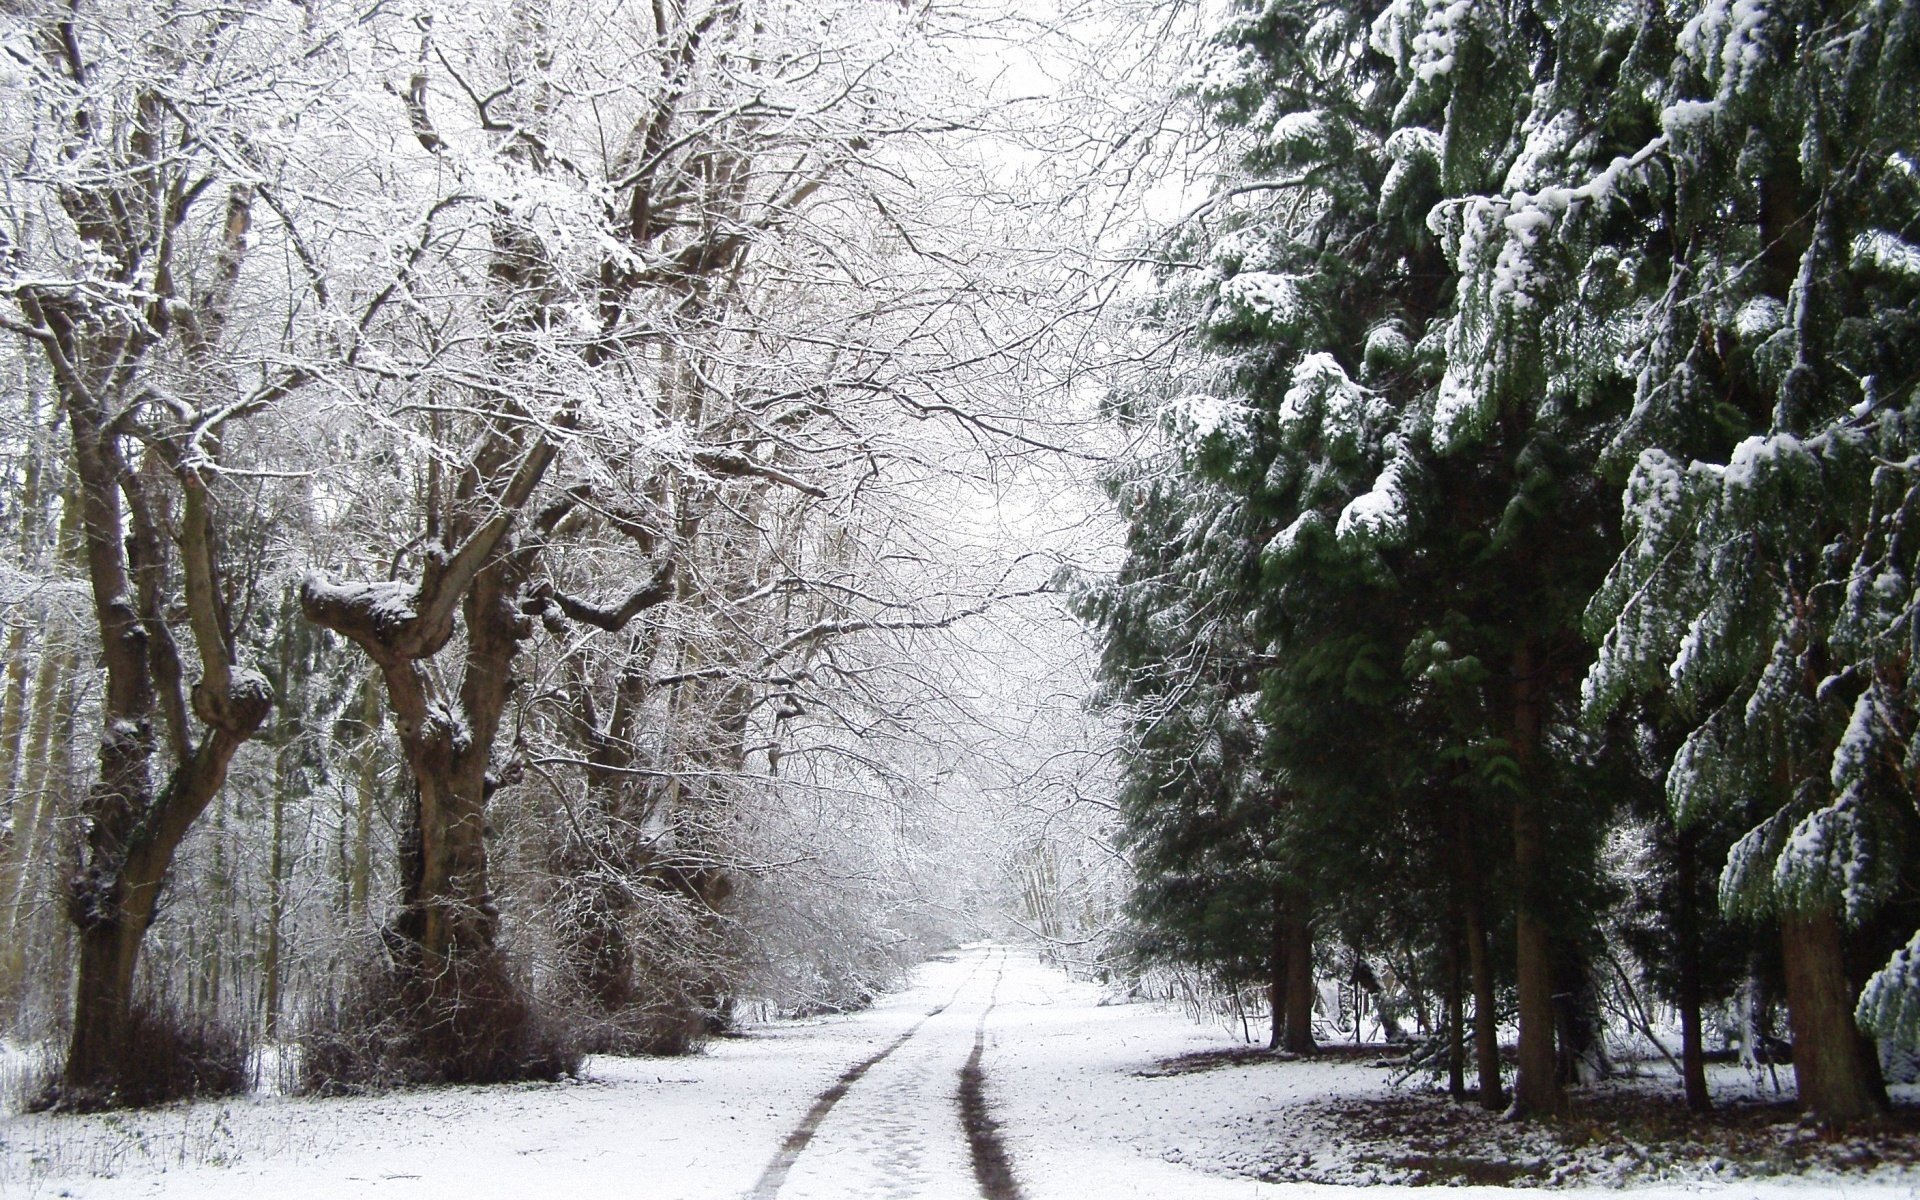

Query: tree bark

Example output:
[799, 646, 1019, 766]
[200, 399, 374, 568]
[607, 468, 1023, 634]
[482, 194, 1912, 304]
[1675, 827, 1711, 1112]
[1464, 893, 1504, 1108]
[1779, 908, 1887, 1124]
[1453, 792, 1504, 1109]
[1447, 919, 1467, 1099]
[1553, 946, 1609, 1085]
[0, 626, 30, 800]
[11, 34, 276, 1096]
[263, 745, 288, 1040]
[1509, 638, 1564, 1117]
[350, 675, 380, 925]
[62, 716, 267, 1097]
[0, 637, 74, 1017]
[304, 522, 551, 1079]
[1282, 906, 1316, 1054]
[1268, 887, 1289, 1050]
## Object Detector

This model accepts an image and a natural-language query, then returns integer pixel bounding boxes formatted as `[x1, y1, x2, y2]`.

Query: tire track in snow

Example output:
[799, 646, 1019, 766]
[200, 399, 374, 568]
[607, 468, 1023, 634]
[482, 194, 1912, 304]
[747, 948, 994, 1200]
[957, 955, 1023, 1200]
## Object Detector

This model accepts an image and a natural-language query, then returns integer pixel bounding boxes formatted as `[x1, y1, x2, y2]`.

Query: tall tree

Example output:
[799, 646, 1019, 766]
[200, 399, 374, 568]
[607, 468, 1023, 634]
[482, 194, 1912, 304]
[0, 0, 352, 1105]
[1582, 0, 1919, 1125]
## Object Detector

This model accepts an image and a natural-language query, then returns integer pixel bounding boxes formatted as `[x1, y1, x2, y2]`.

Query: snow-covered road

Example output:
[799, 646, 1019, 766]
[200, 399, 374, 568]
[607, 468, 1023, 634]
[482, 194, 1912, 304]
[752, 945, 1013, 1200]
[5, 945, 1916, 1198]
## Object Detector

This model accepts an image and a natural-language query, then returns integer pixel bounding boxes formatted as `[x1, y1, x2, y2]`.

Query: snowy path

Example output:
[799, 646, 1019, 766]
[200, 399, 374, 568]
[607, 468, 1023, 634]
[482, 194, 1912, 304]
[752, 945, 1014, 1200]
[5, 945, 1917, 1198]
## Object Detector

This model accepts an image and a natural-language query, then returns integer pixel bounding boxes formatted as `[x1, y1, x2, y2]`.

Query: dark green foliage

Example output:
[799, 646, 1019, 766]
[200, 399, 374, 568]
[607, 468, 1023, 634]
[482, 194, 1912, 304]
[1089, 0, 1920, 1118]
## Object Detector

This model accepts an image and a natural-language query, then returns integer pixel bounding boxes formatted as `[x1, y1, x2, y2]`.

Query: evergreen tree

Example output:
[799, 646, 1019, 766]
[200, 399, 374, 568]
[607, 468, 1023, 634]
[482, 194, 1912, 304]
[1583, 0, 1919, 1124]
[1075, 399, 1294, 1035]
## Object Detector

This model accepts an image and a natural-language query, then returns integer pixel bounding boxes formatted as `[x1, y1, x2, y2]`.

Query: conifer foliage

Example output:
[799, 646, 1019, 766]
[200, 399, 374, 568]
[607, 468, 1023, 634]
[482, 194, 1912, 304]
[1088, 0, 1920, 1124]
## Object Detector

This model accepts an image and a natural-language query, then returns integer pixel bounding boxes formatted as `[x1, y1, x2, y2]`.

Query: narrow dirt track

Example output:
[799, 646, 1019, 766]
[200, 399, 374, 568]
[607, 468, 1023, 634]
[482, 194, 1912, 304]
[749, 946, 1023, 1200]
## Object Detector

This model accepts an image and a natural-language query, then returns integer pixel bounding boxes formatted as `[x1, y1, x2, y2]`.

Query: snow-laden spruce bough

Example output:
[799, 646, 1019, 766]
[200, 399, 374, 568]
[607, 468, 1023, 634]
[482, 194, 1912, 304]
[1084, 0, 1920, 1132]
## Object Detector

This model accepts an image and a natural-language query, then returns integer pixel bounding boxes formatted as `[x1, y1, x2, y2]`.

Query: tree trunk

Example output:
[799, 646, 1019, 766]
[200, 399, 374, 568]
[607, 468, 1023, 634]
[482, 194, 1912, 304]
[1447, 921, 1467, 1099]
[1268, 890, 1290, 1050]
[62, 723, 267, 1102]
[1779, 908, 1887, 1124]
[1454, 793, 1504, 1110]
[1282, 907, 1316, 1054]
[350, 675, 379, 925]
[263, 748, 288, 1040]
[1675, 827, 1711, 1112]
[0, 625, 30, 798]
[0, 383, 50, 802]
[1509, 638, 1564, 1117]
[391, 729, 500, 972]
[1679, 978, 1710, 1112]
[1464, 892, 1503, 1108]
[1512, 802, 1561, 1114]
[0, 639, 73, 1014]
[1553, 946, 1608, 1085]
[64, 918, 145, 1091]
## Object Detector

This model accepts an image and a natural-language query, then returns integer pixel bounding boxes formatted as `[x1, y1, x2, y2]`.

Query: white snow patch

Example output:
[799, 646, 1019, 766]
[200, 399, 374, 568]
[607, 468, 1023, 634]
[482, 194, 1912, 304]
[1659, 98, 1720, 130]
[1735, 295, 1786, 338]
[1432, 361, 1482, 453]
[1172, 393, 1243, 441]
[299, 573, 420, 628]
[9, 950, 1920, 1198]
[1853, 230, 1920, 278]
[1266, 511, 1325, 561]
[1219, 271, 1306, 325]
[1722, 431, 1807, 490]
[1271, 109, 1327, 146]
[1336, 458, 1411, 545]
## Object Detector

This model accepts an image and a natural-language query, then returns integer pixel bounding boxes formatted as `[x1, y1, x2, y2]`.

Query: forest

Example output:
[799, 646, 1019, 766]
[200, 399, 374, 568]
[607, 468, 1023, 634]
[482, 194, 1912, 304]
[1079, 0, 1920, 1133]
[0, 0, 1917, 1166]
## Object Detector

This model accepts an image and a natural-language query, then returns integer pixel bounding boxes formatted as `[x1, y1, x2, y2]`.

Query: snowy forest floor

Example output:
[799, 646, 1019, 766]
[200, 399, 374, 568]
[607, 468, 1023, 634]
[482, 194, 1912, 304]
[1, 945, 1916, 1198]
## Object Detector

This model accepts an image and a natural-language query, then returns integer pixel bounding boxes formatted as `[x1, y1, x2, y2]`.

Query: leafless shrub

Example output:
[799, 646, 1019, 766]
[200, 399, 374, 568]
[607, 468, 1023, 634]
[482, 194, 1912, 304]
[25, 1002, 251, 1112]
[297, 952, 580, 1094]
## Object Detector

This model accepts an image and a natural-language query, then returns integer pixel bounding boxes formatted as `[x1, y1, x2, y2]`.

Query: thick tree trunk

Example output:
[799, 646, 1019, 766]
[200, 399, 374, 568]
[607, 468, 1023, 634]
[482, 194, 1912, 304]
[62, 722, 267, 1102]
[1679, 979, 1710, 1112]
[1509, 638, 1564, 1117]
[64, 918, 144, 1091]
[391, 747, 500, 970]
[1779, 908, 1886, 1124]
[1282, 908, 1316, 1054]
[1512, 803, 1561, 1114]
[1553, 947, 1608, 1085]
[303, 538, 562, 1081]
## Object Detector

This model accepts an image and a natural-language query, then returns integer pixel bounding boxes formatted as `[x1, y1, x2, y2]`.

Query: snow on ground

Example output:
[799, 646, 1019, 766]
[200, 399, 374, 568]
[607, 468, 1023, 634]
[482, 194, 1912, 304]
[987, 952, 1919, 1199]
[0, 955, 982, 1200]
[3, 946, 1917, 1198]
